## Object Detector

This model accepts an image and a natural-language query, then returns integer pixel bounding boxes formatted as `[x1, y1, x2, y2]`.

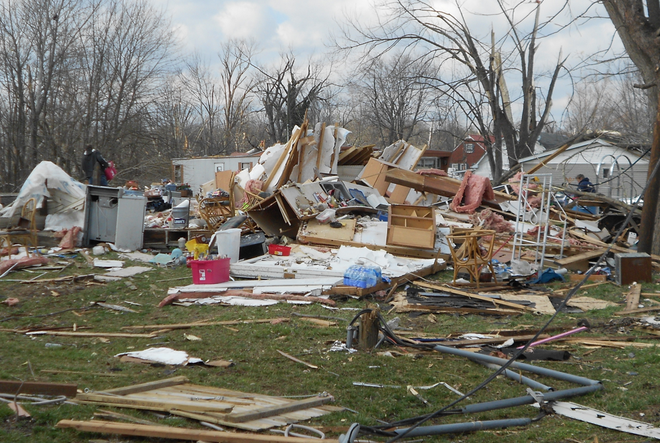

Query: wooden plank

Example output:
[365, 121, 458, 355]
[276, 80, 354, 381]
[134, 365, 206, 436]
[276, 350, 318, 369]
[315, 122, 326, 174]
[56, 420, 340, 443]
[625, 283, 642, 311]
[568, 273, 608, 282]
[223, 396, 333, 423]
[298, 223, 445, 259]
[103, 376, 189, 395]
[554, 248, 608, 272]
[25, 331, 156, 338]
[615, 306, 660, 316]
[74, 393, 234, 413]
[414, 282, 536, 312]
[385, 168, 514, 203]
[122, 318, 290, 331]
[395, 305, 522, 316]
[301, 218, 356, 242]
[0, 380, 77, 397]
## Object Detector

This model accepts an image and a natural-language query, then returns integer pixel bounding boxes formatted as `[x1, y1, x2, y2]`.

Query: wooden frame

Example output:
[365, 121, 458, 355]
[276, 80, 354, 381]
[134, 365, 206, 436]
[0, 197, 38, 257]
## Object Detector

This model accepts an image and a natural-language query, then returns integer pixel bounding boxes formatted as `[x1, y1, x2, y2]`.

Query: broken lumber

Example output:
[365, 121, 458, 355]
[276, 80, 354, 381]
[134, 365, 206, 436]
[625, 283, 642, 312]
[74, 392, 234, 413]
[415, 282, 537, 312]
[122, 318, 290, 330]
[276, 349, 318, 369]
[0, 380, 77, 397]
[25, 331, 156, 338]
[56, 420, 340, 443]
[223, 395, 333, 423]
[102, 376, 188, 395]
[554, 248, 609, 272]
[384, 168, 514, 204]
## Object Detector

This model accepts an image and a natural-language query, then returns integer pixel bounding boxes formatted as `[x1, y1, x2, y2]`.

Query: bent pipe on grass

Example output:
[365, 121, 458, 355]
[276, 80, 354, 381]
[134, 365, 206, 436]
[340, 343, 602, 443]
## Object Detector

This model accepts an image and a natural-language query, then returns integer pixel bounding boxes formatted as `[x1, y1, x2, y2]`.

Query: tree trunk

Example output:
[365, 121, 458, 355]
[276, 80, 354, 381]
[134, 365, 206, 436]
[639, 89, 660, 254]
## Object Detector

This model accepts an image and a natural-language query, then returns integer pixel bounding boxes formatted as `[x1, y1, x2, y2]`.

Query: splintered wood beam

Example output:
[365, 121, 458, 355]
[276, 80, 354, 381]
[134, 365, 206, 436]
[102, 376, 189, 395]
[0, 380, 77, 397]
[56, 420, 341, 443]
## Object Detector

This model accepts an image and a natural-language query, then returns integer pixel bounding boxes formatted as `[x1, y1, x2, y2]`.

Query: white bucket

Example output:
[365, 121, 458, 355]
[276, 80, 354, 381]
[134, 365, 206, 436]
[215, 228, 241, 263]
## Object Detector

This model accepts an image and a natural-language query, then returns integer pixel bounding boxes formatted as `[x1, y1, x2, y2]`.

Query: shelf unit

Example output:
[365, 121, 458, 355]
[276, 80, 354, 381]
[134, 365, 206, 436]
[386, 205, 436, 249]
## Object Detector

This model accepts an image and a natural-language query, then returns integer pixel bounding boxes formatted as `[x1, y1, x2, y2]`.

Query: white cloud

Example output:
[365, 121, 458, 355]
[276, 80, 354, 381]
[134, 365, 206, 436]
[214, 2, 277, 41]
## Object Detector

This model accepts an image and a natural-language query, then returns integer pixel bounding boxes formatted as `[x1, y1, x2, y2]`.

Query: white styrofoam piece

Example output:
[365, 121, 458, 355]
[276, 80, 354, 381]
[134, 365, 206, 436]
[115, 347, 203, 365]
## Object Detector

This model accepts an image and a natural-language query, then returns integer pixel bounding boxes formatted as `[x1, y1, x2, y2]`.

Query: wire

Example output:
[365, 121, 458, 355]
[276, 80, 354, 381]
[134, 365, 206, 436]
[352, 157, 660, 443]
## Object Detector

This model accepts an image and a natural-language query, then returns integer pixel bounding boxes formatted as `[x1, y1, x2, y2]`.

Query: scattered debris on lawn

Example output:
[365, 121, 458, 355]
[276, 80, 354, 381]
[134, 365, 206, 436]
[2, 120, 660, 441]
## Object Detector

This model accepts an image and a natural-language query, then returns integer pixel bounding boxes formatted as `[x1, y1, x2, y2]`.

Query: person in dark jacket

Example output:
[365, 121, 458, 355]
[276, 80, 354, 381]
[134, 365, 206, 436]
[575, 174, 595, 193]
[82, 145, 109, 186]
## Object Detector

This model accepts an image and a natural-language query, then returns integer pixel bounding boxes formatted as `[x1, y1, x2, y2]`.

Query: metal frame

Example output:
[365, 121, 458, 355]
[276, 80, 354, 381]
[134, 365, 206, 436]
[511, 173, 567, 274]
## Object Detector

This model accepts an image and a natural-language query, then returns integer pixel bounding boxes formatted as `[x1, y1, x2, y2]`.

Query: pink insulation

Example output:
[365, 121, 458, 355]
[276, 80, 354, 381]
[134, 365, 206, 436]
[449, 171, 495, 214]
[471, 209, 514, 233]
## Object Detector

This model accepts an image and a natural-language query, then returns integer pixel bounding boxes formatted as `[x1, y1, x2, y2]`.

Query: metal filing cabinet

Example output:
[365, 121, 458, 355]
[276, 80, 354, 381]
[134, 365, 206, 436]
[84, 185, 146, 251]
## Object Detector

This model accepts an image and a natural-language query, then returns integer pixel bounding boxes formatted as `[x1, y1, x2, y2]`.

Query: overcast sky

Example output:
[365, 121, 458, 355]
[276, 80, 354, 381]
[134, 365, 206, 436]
[151, 0, 622, 124]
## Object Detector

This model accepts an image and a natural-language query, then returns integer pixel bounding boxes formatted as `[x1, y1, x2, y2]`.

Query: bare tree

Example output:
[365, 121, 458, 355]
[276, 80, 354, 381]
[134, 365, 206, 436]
[180, 54, 222, 156]
[253, 53, 331, 144]
[351, 53, 435, 147]
[217, 39, 257, 153]
[340, 0, 566, 182]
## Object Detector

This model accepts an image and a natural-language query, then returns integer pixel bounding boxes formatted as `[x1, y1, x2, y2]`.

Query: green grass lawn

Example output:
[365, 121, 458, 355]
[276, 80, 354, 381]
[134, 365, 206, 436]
[1, 252, 660, 442]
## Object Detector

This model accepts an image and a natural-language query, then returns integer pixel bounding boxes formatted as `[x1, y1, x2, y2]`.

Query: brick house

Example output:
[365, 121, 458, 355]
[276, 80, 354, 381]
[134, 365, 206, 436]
[448, 134, 494, 173]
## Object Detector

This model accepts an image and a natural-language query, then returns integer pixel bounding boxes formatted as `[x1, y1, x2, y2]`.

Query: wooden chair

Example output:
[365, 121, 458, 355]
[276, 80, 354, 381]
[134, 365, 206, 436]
[197, 195, 235, 232]
[0, 198, 38, 257]
[446, 229, 497, 289]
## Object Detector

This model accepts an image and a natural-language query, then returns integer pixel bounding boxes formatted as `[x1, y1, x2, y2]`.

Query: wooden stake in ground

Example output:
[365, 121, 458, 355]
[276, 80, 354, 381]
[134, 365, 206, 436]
[359, 308, 380, 350]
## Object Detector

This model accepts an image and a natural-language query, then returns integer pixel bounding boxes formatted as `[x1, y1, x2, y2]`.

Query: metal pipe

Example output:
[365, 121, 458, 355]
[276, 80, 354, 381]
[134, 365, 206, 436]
[478, 362, 554, 391]
[460, 384, 601, 414]
[432, 344, 600, 386]
[394, 418, 531, 437]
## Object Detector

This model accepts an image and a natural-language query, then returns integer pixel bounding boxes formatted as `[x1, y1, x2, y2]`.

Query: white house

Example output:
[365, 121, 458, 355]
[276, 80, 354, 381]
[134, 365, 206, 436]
[172, 152, 262, 195]
[517, 139, 649, 200]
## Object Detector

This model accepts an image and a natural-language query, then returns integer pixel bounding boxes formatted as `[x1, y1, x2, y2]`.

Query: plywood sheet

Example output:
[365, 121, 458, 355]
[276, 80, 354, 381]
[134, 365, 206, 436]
[301, 218, 356, 242]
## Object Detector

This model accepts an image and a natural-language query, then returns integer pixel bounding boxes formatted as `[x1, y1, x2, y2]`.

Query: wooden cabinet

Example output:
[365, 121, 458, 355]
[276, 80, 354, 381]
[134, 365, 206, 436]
[386, 205, 436, 249]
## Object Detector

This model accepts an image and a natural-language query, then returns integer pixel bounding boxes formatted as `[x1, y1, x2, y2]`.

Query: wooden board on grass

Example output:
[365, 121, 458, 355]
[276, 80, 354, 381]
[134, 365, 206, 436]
[73, 377, 340, 431]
